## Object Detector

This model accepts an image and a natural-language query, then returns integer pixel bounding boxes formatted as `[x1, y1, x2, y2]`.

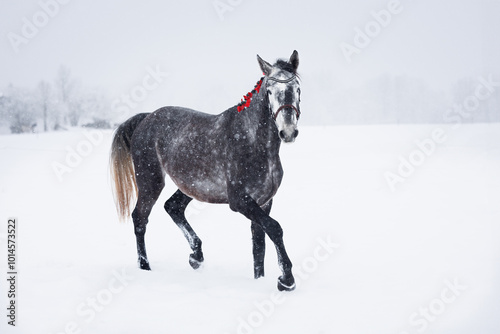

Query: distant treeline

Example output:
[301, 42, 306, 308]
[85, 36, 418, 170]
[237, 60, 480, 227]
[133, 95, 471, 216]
[0, 66, 111, 134]
[1, 68, 499, 134]
[305, 73, 500, 125]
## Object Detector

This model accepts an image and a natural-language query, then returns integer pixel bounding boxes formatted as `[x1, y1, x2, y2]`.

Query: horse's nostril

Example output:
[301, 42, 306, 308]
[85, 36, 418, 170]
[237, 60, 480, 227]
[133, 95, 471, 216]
[293, 129, 299, 138]
[279, 130, 286, 140]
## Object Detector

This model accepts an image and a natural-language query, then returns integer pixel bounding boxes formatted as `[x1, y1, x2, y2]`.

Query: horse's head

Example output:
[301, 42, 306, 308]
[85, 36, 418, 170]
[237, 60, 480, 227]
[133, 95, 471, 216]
[258, 50, 301, 143]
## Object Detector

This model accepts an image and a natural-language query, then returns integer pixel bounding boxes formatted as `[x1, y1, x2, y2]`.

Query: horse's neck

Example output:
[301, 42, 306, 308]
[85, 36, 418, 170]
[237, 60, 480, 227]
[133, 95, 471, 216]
[246, 96, 281, 154]
[226, 77, 281, 154]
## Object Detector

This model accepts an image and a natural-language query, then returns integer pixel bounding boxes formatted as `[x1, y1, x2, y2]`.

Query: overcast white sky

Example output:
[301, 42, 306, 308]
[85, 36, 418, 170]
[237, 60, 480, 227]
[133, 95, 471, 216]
[1, 0, 499, 116]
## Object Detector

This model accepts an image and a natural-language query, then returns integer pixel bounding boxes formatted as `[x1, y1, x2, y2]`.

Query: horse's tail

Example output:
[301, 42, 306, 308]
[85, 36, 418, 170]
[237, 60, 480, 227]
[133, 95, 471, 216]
[110, 113, 150, 221]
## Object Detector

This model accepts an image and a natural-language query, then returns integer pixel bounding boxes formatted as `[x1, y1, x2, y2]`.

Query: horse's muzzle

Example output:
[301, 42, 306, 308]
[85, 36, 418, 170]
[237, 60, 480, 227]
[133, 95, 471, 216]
[279, 128, 299, 143]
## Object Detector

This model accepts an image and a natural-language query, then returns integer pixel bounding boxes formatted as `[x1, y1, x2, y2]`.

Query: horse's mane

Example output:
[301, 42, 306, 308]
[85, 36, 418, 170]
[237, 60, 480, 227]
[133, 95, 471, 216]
[236, 77, 264, 112]
[236, 59, 299, 112]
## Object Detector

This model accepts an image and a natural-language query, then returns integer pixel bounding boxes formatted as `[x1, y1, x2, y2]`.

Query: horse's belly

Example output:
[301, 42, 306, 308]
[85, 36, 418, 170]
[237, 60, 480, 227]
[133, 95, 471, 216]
[160, 125, 229, 203]
[168, 172, 229, 204]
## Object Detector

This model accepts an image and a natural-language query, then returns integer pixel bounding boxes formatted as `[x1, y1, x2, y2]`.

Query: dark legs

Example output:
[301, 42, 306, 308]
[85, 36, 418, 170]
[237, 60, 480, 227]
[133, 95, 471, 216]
[230, 194, 295, 291]
[132, 171, 165, 271]
[133, 205, 153, 270]
[165, 189, 204, 269]
[132, 175, 292, 291]
[133, 185, 203, 271]
[251, 200, 272, 279]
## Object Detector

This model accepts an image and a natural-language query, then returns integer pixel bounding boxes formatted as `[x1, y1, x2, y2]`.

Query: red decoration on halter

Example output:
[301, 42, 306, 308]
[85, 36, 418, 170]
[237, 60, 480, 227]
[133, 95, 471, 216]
[237, 77, 264, 113]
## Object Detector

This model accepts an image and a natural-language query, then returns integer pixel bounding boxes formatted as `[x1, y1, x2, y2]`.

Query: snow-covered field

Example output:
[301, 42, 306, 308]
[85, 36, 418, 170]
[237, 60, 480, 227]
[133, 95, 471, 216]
[1, 124, 499, 334]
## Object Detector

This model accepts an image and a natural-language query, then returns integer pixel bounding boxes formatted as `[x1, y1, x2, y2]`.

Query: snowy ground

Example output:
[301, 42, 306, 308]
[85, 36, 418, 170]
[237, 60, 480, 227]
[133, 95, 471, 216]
[1, 124, 499, 334]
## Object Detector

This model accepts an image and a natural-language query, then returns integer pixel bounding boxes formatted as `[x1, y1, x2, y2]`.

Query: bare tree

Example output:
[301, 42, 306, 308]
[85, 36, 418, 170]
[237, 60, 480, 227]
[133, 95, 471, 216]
[38, 80, 51, 132]
[55, 65, 76, 127]
[1, 85, 38, 133]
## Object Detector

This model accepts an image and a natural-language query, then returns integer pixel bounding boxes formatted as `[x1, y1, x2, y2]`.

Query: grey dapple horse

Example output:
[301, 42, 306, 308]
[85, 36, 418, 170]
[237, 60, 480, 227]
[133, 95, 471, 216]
[110, 51, 301, 291]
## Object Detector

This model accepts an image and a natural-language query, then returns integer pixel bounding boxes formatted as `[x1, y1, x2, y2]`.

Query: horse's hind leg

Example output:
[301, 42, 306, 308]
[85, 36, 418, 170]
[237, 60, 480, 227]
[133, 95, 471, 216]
[132, 161, 165, 271]
[164, 189, 204, 269]
[251, 200, 272, 279]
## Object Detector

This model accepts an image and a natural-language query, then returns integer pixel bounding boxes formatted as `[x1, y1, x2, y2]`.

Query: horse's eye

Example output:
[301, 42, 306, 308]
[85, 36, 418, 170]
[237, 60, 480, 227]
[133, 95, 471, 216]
[267, 90, 272, 96]
[297, 88, 301, 95]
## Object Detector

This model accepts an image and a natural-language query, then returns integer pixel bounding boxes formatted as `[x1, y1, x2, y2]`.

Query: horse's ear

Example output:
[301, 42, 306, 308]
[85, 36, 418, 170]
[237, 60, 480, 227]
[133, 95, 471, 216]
[289, 50, 299, 73]
[257, 55, 273, 76]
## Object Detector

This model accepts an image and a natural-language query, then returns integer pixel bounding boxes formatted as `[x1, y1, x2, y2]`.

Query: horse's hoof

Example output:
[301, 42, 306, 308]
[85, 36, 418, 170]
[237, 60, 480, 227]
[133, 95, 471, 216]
[139, 262, 151, 271]
[254, 266, 265, 279]
[277, 275, 296, 292]
[189, 253, 204, 270]
[139, 258, 151, 271]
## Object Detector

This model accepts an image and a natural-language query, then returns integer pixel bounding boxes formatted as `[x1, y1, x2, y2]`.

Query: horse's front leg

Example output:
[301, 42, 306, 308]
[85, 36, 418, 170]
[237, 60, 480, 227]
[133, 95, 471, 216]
[230, 194, 295, 291]
[251, 200, 272, 279]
